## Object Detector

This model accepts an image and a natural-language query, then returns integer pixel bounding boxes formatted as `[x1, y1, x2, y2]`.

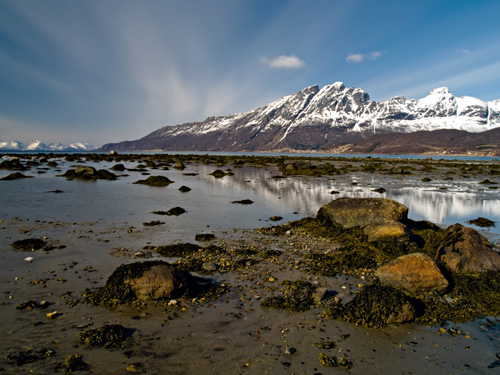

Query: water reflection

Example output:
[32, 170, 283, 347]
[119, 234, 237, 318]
[1, 161, 499, 242]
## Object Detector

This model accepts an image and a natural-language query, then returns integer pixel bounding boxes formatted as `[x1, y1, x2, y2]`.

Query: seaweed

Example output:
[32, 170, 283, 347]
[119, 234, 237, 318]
[468, 217, 495, 227]
[260, 280, 316, 312]
[11, 238, 47, 251]
[324, 285, 417, 328]
[79, 324, 131, 348]
[319, 353, 353, 369]
[56, 354, 90, 373]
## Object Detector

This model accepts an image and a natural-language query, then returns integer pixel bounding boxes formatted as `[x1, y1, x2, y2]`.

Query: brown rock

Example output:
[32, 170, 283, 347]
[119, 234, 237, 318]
[435, 224, 500, 273]
[376, 253, 449, 293]
[363, 221, 407, 242]
[317, 198, 408, 228]
[129, 264, 191, 301]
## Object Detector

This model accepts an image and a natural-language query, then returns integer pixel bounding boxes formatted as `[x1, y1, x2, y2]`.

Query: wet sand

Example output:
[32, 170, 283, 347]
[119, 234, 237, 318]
[1, 154, 499, 374]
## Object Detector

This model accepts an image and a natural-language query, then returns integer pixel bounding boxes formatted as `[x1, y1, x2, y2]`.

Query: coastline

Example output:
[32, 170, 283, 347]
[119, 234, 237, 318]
[1, 153, 499, 374]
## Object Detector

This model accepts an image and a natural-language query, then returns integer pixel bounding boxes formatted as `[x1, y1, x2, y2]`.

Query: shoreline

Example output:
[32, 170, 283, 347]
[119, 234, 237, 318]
[1, 153, 499, 374]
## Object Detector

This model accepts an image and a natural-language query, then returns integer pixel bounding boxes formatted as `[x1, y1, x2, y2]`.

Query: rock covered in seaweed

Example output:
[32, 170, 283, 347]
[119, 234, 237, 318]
[435, 224, 500, 273]
[324, 285, 416, 328]
[316, 197, 408, 229]
[376, 253, 449, 294]
[85, 261, 199, 305]
[133, 175, 174, 186]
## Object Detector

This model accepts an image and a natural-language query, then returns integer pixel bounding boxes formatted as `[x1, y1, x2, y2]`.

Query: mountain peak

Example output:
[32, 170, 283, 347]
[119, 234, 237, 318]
[99, 81, 500, 152]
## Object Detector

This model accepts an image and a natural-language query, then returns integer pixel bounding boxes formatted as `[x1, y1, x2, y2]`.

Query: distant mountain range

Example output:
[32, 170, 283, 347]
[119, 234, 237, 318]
[99, 82, 500, 154]
[0, 140, 96, 152]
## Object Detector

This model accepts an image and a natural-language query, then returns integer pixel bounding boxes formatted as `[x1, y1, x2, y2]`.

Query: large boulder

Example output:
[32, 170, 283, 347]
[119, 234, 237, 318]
[435, 224, 500, 274]
[363, 221, 407, 242]
[317, 198, 409, 229]
[376, 253, 449, 294]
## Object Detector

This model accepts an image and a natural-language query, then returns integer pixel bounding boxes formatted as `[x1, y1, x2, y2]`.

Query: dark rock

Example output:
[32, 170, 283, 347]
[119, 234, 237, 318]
[317, 197, 409, 228]
[11, 238, 47, 251]
[269, 216, 283, 221]
[60, 166, 117, 180]
[435, 224, 500, 273]
[153, 243, 201, 257]
[231, 199, 254, 205]
[468, 217, 495, 227]
[209, 169, 227, 178]
[111, 163, 126, 171]
[166, 207, 186, 216]
[178, 185, 191, 192]
[0, 160, 26, 170]
[372, 187, 387, 194]
[0, 172, 33, 180]
[142, 220, 165, 226]
[195, 233, 215, 241]
[376, 253, 449, 294]
[133, 175, 174, 186]
[479, 179, 496, 185]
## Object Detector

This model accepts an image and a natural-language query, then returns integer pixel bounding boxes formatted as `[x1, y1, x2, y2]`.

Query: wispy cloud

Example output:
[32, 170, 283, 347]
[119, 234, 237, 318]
[346, 51, 383, 63]
[261, 55, 306, 69]
[455, 49, 470, 54]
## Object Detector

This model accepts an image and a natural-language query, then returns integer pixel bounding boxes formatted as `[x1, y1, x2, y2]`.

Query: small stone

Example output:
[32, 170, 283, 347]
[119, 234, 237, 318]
[47, 311, 59, 319]
[202, 262, 218, 272]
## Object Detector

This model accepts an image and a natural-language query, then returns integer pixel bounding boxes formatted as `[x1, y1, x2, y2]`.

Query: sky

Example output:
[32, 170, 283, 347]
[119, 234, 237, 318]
[1, 0, 500, 147]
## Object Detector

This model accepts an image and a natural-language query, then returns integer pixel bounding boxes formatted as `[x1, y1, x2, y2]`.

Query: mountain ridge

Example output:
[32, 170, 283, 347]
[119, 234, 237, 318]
[0, 140, 96, 152]
[98, 82, 500, 153]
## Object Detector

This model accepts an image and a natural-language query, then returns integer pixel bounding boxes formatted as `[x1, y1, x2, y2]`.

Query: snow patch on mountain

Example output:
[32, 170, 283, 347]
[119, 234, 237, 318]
[0, 140, 96, 151]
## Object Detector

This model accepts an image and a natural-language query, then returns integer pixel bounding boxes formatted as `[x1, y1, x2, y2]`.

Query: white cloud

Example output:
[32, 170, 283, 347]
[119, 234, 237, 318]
[261, 55, 306, 69]
[455, 49, 470, 54]
[346, 51, 382, 63]
[346, 53, 364, 63]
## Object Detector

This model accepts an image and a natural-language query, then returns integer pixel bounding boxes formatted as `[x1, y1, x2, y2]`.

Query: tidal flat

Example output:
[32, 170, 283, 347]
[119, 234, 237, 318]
[1, 153, 499, 374]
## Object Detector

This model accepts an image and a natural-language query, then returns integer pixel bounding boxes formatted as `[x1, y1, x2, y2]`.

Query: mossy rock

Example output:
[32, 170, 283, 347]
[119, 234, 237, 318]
[324, 285, 416, 328]
[468, 217, 495, 227]
[319, 353, 353, 369]
[11, 238, 47, 251]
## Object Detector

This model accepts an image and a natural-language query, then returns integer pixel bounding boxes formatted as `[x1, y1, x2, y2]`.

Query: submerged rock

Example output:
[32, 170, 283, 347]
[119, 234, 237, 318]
[468, 217, 495, 227]
[231, 199, 254, 205]
[133, 175, 174, 186]
[435, 224, 500, 273]
[376, 253, 449, 294]
[1, 172, 33, 180]
[178, 185, 191, 192]
[317, 197, 408, 229]
[60, 166, 117, 180]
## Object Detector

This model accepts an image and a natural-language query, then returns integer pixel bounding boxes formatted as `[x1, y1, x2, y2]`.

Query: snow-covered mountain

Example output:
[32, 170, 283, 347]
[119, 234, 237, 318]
[0, 140, 95, 151]
[100, 82, 500, 152]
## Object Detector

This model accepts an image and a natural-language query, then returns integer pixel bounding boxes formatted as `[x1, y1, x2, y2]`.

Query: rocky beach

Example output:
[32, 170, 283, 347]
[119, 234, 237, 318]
[1, 153, 500, 374]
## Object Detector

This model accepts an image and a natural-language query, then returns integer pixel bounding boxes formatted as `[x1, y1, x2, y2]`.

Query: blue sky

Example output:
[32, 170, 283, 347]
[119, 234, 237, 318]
[1, 0, 500, 146]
